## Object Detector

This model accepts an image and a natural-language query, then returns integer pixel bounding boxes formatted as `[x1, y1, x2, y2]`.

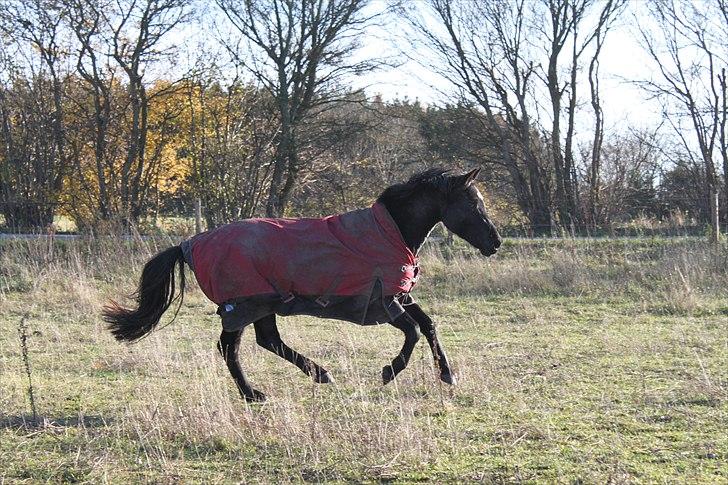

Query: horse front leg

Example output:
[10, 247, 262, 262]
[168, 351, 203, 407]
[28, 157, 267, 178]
[405, 303, 456, 385]
[382, 313, 420, 385]
[218, 329, 266, 402]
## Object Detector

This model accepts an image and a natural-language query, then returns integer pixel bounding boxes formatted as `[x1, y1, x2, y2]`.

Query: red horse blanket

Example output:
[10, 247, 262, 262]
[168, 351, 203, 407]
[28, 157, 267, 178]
[181, 203, 419, 331]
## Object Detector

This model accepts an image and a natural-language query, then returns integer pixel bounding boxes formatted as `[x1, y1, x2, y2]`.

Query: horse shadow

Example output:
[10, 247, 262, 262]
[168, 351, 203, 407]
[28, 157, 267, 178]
[1, 414, 112, 430]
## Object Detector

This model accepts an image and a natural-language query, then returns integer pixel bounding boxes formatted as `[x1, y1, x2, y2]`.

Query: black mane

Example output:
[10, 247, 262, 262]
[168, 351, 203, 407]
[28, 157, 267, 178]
[377, 168, 451, 204]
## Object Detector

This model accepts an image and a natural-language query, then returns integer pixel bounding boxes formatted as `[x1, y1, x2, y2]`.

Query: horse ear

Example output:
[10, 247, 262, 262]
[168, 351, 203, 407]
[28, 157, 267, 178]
[465, 167, 481, 185]
[451, 167, 481, 189]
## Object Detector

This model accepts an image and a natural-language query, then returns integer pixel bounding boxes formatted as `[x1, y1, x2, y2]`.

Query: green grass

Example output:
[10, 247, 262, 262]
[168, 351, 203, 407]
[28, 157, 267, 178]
[1, 237, 727, 483]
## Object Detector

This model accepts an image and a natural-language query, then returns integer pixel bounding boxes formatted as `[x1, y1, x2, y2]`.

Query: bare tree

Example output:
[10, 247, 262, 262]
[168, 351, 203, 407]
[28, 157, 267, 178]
[541, 0, 626, 227]
[400, 0, 623, 233]
[581, 0, 627, 227]
[637, 0, 728, 236]
[400, 0, 551, 233]
[718, 0, 728, 226]
[0, 0, 71, 228]
[55, 0, 191, 228]
[0, 69, 62, 228]
[215, 0, 379, 216]
[543, 0, 583, 227]
[581, 129, 661, 228]
[183, 75, 278, 227]
[292, 95, 426, 216]
[66, 0, 116, 221]
[108, 0, 192, 223]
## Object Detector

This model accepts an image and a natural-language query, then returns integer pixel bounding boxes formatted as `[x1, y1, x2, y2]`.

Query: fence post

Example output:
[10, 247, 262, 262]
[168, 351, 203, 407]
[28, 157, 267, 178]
[710, 190, 719, 245]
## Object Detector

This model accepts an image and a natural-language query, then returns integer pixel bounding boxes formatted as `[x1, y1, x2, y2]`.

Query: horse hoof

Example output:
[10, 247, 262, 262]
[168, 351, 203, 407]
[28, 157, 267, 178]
[315, 371, 334, 384]
[382, 365, 395, 385]
[245, 389, 266, 403]
[440, 371, 457, 386]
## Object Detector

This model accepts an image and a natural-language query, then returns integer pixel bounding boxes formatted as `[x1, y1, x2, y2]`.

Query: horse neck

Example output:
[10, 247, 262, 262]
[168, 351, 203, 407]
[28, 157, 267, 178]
[381, 193, 441, 254]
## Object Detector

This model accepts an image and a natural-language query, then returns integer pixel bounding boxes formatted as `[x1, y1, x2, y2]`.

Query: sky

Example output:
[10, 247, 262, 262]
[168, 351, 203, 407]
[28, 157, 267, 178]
[352, 7, 663, 133]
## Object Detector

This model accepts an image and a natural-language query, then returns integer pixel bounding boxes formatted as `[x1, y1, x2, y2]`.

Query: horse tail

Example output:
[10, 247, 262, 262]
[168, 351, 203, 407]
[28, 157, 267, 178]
[103, 246, 186, 342]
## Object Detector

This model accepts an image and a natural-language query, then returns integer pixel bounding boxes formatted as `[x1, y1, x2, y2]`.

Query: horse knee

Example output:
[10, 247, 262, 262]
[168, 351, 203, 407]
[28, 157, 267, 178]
[419, 313, 433, 329]
[218, 331, 240, 358]
[255, 333, 278, 352]
[406, 325, 421, 345]
[412, 312, 434, 335]
[394, 313, 421, 345]
[218, 339, 236, 359]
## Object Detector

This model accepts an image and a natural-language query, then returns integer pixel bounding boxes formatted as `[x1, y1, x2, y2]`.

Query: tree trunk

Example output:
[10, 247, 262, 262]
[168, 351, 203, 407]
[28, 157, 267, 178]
[720, 68, 727, 225]
[710, 189, 719, 244]
[130, 81, 149, 222]
[588, 48, 604, 228]
[195, 198, 203, 233]
[563, 30, 580, 227]
[267, 98, 296, 217]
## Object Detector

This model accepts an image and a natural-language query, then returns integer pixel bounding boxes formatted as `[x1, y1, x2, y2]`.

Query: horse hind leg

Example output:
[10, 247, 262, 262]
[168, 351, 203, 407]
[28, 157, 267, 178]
[218, 329, 266, 402]
[253, 315, 333, 384]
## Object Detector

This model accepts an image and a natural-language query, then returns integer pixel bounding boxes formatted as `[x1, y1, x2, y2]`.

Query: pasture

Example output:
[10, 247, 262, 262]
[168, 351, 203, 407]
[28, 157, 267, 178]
[1, 236, 726, 483]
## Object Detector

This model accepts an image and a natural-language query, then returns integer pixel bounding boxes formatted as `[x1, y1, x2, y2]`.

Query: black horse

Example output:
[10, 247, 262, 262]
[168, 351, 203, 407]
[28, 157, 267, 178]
[103, 168, 501, 402]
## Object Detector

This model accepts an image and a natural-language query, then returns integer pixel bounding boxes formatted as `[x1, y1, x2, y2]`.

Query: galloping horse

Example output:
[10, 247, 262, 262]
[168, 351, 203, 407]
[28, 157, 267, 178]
[103, 168, 501, 402]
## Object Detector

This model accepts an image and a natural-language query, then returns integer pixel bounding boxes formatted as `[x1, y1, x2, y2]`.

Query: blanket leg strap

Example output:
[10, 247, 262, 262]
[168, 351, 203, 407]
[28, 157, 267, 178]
[313, 275, 344, 308]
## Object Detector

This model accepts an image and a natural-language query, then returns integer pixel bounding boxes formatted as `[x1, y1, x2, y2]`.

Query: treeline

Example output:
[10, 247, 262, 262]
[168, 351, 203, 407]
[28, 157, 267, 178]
[0, 0, 726, 236]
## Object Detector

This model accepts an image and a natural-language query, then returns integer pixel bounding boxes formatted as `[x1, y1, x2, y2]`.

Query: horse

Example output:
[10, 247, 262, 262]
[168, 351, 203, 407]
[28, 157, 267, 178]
[103, 168, 502, 402]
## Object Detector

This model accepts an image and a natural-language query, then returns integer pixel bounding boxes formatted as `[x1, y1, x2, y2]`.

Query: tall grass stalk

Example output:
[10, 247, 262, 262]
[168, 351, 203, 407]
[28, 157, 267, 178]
[18, 315, 38, 427]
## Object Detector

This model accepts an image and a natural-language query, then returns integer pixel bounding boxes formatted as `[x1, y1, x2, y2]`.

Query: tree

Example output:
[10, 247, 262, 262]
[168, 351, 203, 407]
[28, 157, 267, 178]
[61, 0, 192, 228]
[580, 129, 661, 227]
[541, 0, 625, 227]
[419, 102, 523, 220]
[400, 0, 553, 233]
[215, 0, 380, 216]
[66, 0, 116, 223]
[0, 75, 63, 229]
[637, 0, 728, 235]
[180, 76, 278, 227]
[291, 96, 429, 216]
[108, 0, 192, 223]
[400, 0, 623, 234]
[583, 0, 627, 229]
[659, 161, 709, 223]
[0, 0, 71, 229]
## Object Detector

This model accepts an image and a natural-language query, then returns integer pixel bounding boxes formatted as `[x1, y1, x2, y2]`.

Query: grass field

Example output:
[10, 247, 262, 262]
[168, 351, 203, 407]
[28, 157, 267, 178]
[1, 236, 727, 483]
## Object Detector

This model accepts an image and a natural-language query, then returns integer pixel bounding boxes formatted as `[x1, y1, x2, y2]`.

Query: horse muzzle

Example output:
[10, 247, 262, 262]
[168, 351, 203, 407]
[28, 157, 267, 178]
[480, 247, 498, 257]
